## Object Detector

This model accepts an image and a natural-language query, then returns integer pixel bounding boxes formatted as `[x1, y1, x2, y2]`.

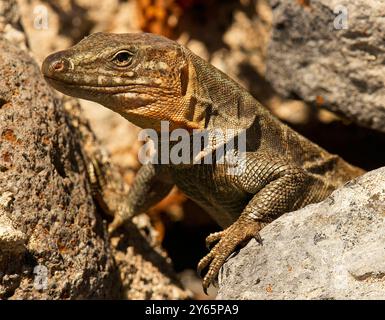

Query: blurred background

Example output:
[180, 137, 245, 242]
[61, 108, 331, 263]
[16, 0, 385, 299]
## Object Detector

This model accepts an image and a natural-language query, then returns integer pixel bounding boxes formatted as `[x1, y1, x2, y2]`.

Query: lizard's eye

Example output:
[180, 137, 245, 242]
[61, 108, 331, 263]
[111, 50, 133, 67]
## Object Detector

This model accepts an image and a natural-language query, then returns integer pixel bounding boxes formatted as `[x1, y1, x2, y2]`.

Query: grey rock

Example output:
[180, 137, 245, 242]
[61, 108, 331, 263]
[266, 0, 385, 132]
[218, 167, 385, 299]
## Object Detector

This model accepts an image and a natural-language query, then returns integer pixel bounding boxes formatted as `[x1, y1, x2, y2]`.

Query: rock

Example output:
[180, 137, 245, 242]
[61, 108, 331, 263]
[266, 0, 385, 132]
[0, 34, 119, 299]
[0, 0, 190, 300]
[218, 167, 385, 299]
[0, 192, 27, 254]
[0, 0, 27, 49]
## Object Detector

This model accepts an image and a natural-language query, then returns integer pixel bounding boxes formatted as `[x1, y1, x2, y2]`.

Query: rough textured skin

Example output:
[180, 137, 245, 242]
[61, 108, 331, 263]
[218, 167, 385, 300]
[41, 32, 364, 292]
[267, 0, 385, 132]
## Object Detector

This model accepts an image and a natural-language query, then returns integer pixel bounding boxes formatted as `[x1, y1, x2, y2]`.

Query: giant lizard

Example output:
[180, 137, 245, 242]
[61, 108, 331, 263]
[41, 32, 364, 293]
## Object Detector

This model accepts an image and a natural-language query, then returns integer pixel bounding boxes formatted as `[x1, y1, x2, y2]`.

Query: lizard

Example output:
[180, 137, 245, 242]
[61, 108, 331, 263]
[41, 32, 364, 293]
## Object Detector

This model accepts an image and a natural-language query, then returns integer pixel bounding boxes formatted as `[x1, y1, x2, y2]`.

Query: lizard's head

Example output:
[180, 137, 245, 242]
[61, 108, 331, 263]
[42, 32, 197, 131]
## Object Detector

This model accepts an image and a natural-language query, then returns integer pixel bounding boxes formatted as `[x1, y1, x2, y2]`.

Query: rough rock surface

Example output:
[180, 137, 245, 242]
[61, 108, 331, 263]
[267, 0, 385, 132]
[218, 167, 385, 299]
[0, 36, 120, 299]
[0, 0, 190, 299]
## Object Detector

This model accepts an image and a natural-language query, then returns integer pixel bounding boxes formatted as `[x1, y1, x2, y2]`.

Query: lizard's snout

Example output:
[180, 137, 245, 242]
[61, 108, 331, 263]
[41, 52, 71, 78]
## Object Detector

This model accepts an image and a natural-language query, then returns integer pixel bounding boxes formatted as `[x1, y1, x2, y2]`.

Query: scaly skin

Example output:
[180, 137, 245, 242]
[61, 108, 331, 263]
[41, 32, 364, 293]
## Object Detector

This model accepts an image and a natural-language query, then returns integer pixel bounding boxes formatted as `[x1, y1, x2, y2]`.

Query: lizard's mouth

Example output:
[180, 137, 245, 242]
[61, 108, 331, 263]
[43, 76, 157, 111]
[43, 76, 140, 95]
[43, 76, 167, 98]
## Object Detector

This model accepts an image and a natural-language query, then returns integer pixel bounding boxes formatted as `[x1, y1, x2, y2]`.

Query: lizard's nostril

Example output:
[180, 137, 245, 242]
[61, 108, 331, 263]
[52, 61, 65, 72]
[42, 52, 71, 78]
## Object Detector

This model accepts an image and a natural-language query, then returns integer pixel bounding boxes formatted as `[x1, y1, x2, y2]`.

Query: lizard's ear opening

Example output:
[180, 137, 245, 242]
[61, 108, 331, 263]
[180, 63, 189, 96]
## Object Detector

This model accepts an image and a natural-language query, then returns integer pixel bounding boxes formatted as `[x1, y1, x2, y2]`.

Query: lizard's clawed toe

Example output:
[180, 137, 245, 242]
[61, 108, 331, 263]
[108, 215, 124, 235]
[205, 231, 224, 250]
[254, 233, 263, 245]
[197, 219, 262, 294]
[197, 251, 213, 278]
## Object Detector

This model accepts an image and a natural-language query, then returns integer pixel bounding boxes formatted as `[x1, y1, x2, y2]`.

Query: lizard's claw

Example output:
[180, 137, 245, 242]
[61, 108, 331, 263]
[108, 214, 124, 235]
[205, 231, 223, 250]
[197, 219, 262, 294]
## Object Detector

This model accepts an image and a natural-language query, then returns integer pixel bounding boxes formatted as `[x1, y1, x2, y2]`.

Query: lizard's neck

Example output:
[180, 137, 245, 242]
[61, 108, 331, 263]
[115, 51, 262, 134]
[186, 52, 259, 131]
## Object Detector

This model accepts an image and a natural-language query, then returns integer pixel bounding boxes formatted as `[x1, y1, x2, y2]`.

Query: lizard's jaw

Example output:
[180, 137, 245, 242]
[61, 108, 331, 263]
[43, 75, 200, 132]
[44, 76, 179, 132]
[44, 76, 156, 110]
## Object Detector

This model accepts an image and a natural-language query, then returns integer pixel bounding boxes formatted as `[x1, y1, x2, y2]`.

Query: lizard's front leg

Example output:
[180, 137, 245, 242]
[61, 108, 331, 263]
[110, 163, 174, 233]
[198, 158, 309, 293]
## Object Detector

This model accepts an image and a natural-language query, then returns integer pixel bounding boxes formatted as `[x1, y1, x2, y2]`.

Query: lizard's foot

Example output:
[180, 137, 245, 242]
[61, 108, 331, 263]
[198, 218, 262, 294]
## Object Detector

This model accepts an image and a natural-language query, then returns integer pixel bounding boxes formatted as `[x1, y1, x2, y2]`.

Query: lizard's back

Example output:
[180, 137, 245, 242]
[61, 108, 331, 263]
[171, 51, 364, 227]
[188, 50, 364, 184]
